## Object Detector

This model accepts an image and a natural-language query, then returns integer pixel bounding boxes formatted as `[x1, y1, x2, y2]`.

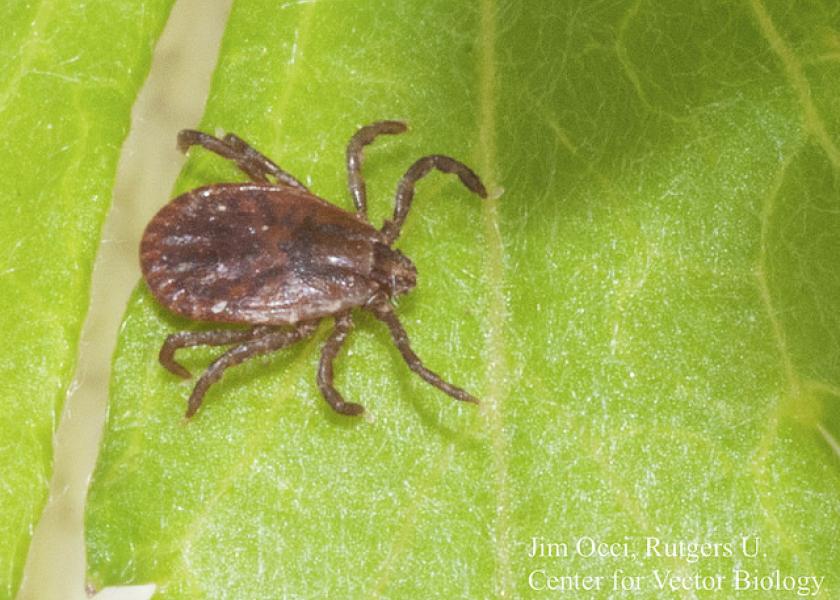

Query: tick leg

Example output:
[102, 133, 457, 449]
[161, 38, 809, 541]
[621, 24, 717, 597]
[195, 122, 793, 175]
[222, 133, 309, 191]
[317, 311, 364, 416]
[186, 321, 318, 418]
[160, 326, 272, 379]
[177, 129, 308, 191]
[369, 302, 479, 405]
[346, 121, 408, 220]
[382, 155, 488, 245]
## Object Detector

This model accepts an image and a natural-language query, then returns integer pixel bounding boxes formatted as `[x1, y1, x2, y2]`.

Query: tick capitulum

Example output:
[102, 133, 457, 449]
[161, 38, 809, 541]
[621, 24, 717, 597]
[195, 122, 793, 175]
[140, 120, 487, 418]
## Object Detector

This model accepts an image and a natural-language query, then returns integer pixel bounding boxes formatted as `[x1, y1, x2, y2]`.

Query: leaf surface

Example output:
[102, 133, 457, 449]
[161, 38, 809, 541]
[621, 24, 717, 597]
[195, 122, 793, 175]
[0, 1, 174, 597]
[87, 1, 840, 598]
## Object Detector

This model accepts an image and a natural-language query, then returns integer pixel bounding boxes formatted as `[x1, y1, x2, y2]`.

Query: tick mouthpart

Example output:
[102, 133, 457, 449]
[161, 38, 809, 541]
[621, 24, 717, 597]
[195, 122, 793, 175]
[372, 243, 416, 297]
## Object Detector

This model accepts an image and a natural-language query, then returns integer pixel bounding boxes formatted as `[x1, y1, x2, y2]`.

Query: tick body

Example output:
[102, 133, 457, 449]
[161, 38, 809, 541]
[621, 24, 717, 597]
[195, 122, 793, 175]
[141, 121, 487, 418]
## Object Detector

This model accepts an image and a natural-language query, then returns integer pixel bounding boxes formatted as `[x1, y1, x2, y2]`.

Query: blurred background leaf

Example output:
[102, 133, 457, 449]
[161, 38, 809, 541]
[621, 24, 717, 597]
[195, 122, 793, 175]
[85, 0, 840, 598]
[0, 1, 174, 598]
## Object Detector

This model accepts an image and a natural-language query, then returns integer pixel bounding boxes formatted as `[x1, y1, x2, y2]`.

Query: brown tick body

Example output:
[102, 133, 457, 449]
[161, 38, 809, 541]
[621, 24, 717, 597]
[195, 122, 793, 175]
[140, 121, 487, 418]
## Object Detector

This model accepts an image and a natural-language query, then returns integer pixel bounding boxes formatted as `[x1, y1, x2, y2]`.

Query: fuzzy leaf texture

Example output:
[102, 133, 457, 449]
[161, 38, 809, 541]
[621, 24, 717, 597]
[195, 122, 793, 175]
[86, 1, 840, 598]
[0, 1, 174, 598]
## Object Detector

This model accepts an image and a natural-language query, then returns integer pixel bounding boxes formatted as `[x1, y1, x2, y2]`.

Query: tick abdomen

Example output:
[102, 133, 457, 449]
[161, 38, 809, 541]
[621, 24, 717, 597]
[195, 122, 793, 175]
[141, 183, 386, 324]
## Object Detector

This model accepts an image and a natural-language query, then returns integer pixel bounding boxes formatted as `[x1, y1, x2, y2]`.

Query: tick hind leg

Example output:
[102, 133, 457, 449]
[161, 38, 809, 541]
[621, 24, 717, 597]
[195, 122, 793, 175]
[369, 302, 479, 405]
[346, 121, 408, 219]
[184, 321, 318, 418]
[177, 129, 308, 191]
[160, 326, 272, 379]
[381, 155, 488, 245]
[317, 311, 365, 416]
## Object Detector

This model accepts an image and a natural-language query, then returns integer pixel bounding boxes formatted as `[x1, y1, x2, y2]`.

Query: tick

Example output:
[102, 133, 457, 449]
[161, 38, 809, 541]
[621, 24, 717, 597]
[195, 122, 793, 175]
[140, 120, 487, 418]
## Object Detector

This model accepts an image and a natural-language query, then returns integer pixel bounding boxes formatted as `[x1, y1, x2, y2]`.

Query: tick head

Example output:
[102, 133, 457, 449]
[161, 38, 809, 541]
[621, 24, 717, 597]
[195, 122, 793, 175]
[389, 249, 417, 296]
[373, 244, 417, 297]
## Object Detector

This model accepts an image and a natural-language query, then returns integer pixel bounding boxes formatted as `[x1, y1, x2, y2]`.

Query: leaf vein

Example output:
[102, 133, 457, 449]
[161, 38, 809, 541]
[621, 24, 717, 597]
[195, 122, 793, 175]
[477, 1, 513, 597]
[749, 0, 840, 170]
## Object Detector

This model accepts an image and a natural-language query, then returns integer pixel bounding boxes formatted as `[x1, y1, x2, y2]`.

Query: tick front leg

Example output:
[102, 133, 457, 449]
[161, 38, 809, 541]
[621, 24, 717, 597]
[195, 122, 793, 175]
[176, 129, 308, 191]
[382, 154, 488, 245]
[346, 121, 408, 220]
[160, 326, 272, 378]
[369, 302, 479, 405]
[186, 321, 318, 418]
[317, 311, 364, 416]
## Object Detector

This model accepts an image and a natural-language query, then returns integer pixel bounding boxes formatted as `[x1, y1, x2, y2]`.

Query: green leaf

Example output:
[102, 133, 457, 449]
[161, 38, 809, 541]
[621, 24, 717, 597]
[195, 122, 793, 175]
[0, 1, 174, 597]
[86, 0, 840, 598]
